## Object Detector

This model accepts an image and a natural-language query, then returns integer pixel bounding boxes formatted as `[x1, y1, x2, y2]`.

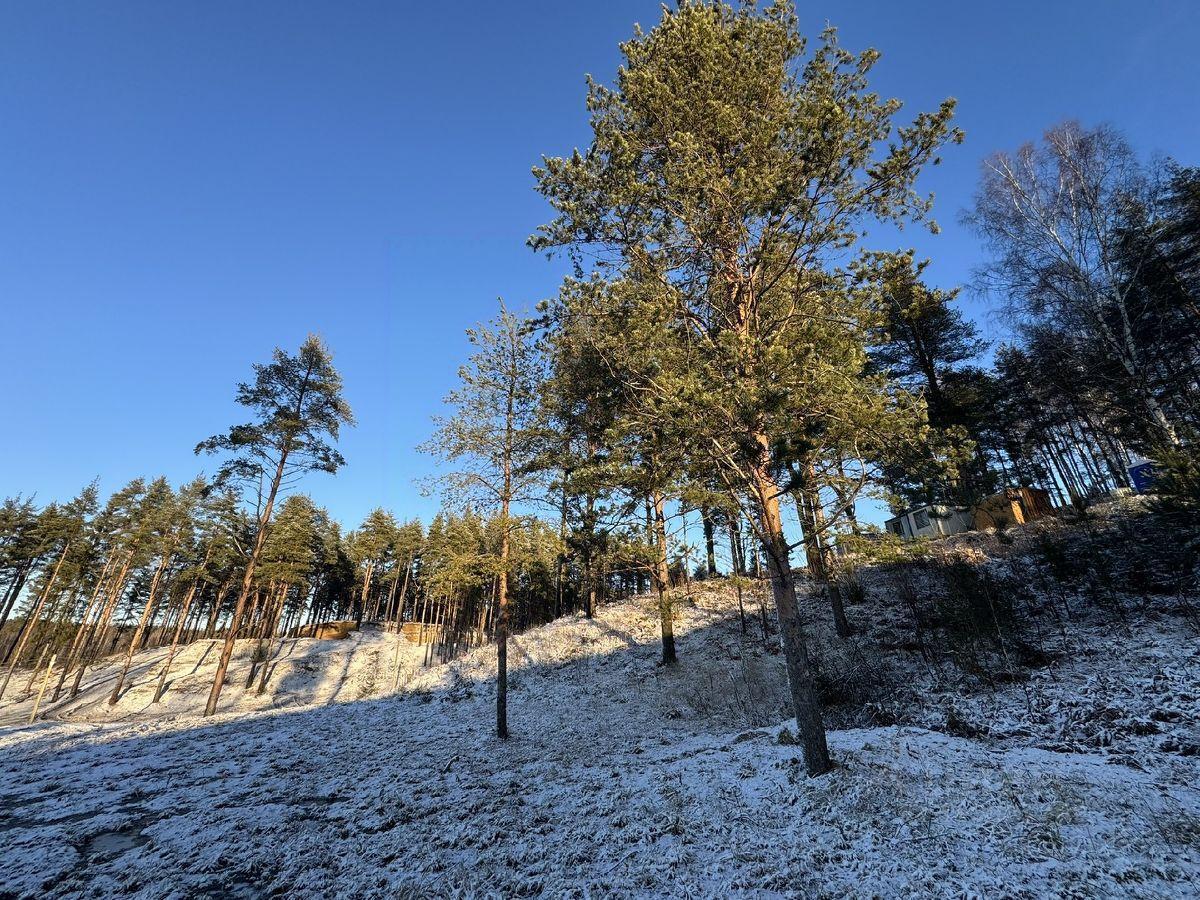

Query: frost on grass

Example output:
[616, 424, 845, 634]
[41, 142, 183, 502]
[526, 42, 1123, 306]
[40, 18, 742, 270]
[1, 524, 1199, 898]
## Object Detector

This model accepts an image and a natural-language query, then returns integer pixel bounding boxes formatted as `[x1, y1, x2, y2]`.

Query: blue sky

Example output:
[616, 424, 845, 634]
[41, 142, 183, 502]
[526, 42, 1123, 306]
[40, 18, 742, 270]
[2, 1, 1198, 531]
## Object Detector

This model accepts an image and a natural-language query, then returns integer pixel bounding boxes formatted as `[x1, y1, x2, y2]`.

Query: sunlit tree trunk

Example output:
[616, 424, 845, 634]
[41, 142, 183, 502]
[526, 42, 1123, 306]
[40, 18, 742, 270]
[52, 553, 115, 703]
[750, 438, 832, 776]
[109, 550, 173, 705]
[153, 558, 207, 703]
[0, 542, 69, 701]
[205, 451, 287, 717]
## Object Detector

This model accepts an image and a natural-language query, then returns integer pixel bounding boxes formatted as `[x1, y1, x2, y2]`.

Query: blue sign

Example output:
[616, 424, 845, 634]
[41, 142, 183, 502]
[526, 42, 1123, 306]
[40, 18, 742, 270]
[1128, 462, 1157, 494]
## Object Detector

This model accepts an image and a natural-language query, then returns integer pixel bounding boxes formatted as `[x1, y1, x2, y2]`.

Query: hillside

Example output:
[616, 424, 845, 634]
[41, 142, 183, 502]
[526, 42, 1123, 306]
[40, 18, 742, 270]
[0, 625, 432, 728]
[1, 550, 1198, 898]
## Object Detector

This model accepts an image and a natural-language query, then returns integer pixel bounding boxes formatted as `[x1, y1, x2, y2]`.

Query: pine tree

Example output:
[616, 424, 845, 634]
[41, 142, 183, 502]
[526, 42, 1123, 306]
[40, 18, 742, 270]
[860, 252, 987, 428]
[346, 508, 400, 628]
[386, 520, 424, 629]
[532, 1, 960, 775]
[195, 335, 353, 716]
[250, 494, 321, 693]
[0, 482, 97, 699]
[0, 496, 43, 637]
[854, 251, 994, 503]
[543, 276, 683, 659]
[422, 305, 545, 738]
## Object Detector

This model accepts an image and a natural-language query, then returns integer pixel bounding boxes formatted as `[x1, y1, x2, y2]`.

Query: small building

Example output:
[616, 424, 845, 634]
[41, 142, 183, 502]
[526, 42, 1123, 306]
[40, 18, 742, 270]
[884, 504, 974, 540]
[972, 487, 1054, 530]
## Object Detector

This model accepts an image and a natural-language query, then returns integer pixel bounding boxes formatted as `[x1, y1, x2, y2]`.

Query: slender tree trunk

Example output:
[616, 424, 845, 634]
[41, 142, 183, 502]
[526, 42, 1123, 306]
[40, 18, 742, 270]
[580, 490, 598, 618]
[256, 584, 289, 695]
[417, 589, 430, 643]
[651, 491, 677, 665]
[796, 464, 851, 638]
[495, 354, 520, 739]
[23, 646, 49, 696]
[69, 551, 134, 698]
[204, 579, 230, 638]
[247, 583, 281, 689]
[556, 467, 568, 620]
[581, 548, 595, 619]
[0, 560, 32, 636]
[205, 450, 289, 717]
[152, 573, 201, 710]
[51, 554, 114, 703]
[93, 550, 139, 662]
[727, 523, 748, 634]
[478, 577, 496, 645]
[356, 559, 374, 629]
[28, 652, 57, 724]
[750, 443, 831, 776]
[0, 542, 69, 701]
[108, 551, 172, 705]
[701, 507, 718, 577]
[496, 504, 511, 737]
[383, 570, 400, 631]
[153, 552, 208, 703]
[369, 570, 385, 623]
[393, 556, 413, 630]
[242, 588, 265, 688]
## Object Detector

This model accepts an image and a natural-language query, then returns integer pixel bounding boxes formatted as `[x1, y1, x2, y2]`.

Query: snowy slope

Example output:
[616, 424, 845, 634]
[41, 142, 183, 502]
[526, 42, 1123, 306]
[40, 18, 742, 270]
[1, 585, 1198, 898]
[0, 626, 431, 727]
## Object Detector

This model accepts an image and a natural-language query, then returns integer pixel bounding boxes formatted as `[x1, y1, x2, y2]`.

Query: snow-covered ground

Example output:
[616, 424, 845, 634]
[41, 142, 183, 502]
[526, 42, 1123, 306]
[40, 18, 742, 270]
[1, 580, 1198, 898]
[0, 625, 431, 728]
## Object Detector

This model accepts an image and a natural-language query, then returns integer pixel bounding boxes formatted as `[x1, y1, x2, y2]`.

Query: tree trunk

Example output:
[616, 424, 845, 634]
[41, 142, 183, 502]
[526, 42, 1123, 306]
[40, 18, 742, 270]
[701, 507, 718, 577]
[0, 542, 70, 701]
[205, 450, 288, 717]
[69, 550, 134, 698]
[204, 579, 230, 639]
[496, 505, 511, 737]
[728, 522, 748, 634]
[751, 447, 832, 777]
[581, 548, 595, 619]
[383, 569, 400, 630]
[109, 551, 172, 705]
[796, 464, 851, 638]
[495, 348, 520, 739]
[52, 553, 115, 703]
[394, 557, 413, 630]
[356, 559, 374, 629]
[651, 491, 677, 665]
[153, 570, 203, 703]
[256, 583, 290, 694]
[0, 560, 32, 637]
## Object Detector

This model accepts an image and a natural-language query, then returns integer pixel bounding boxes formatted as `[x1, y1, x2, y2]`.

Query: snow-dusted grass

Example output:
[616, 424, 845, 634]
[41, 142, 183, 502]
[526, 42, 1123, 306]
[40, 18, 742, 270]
[0, 627, 432, 728]
[1, 570, 1198, 897]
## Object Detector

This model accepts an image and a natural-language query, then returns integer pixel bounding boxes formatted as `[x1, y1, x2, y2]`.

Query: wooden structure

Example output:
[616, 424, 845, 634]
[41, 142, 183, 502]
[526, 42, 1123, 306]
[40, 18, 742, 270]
[883, 487, 1054, 541]
[294, 620, 356, 640]
[400, 622, 437, 644]
[972, 487, 1054, 530]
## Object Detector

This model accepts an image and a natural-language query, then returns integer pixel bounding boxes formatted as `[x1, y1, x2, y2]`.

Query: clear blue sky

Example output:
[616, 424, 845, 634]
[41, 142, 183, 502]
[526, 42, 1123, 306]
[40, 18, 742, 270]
[2, 1, 1198, 530]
